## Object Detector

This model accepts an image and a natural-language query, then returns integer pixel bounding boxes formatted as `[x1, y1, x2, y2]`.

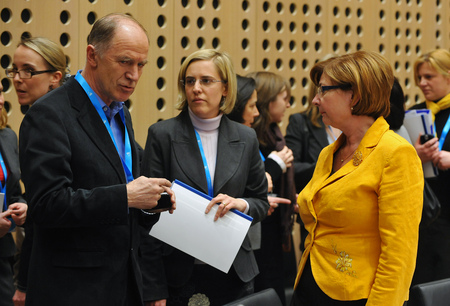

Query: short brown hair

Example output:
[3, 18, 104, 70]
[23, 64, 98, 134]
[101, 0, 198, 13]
[310, 50, 394, 119]
[88, 13, 149, 57]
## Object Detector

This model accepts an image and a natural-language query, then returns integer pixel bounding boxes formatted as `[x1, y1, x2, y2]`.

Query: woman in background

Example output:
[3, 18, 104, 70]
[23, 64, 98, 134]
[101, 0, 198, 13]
[140, 50, 269, 306]
[6, 36, 67, 306]
[247, 71, 297, 305]
[292, 50, 423, 305]
[9, 36, 67, 112]
[410, 49, 450, 286]
[0, 77, 27, 306]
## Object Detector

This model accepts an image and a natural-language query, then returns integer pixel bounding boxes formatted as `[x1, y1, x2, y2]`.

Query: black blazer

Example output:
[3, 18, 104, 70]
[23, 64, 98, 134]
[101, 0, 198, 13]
[140, 110, 269, 301]
[19, 77, 155, 306]
[285, 113, 329, 192]
[0, 127, 26, 258]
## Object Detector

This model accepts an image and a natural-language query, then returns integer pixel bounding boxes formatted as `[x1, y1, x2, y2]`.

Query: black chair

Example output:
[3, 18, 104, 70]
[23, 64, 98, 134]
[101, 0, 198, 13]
[408, 278, 450, 306]
[223, 288, 282, 306]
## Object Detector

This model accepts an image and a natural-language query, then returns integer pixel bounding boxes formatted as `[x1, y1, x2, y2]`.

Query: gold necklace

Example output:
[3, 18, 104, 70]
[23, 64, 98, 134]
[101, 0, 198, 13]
[339, 147, 357, 163]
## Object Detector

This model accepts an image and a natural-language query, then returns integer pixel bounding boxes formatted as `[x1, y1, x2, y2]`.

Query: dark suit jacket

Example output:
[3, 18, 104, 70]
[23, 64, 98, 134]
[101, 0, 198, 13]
[285, 113, 329, 193]
[0, 127, 26, 258]
[140, 110, 269, 301]
[19, 76, 156, 306]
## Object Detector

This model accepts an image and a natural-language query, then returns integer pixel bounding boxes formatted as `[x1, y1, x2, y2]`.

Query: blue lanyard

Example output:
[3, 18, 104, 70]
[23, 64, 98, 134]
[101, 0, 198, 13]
[0, 151, 7, 212]
[438, 116, 450, 151]
[0, 151, 14, 231]
[259, 150, 265, 162]
[75, 71, 134, 183]
[194, 130, 214, 197]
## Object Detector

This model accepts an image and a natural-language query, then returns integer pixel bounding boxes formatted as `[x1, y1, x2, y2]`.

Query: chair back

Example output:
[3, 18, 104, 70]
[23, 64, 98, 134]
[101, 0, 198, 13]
[408, 278, 450, 306]
[223, 288, 282, 306]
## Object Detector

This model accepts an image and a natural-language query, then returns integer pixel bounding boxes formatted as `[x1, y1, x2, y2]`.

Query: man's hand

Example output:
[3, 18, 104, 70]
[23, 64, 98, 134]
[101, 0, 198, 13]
[127, 177, 175, 212]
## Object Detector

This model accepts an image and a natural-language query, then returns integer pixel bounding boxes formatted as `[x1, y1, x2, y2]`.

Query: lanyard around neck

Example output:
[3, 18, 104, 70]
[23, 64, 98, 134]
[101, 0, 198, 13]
[0, 151, 7, 211]
[75, 71, 134, 183]
[194, 130, 214, 197]
[438, 116, 450, 151]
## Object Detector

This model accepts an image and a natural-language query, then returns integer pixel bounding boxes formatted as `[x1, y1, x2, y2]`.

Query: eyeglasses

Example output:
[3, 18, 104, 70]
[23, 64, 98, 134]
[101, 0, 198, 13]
[5, 68, 57, 79]
[316, 85, 350, 97]
[180, 77, 226, 87]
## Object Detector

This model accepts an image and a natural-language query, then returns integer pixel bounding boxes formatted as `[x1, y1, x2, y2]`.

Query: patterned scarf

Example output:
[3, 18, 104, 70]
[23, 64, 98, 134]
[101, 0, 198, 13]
[426, 92, 450, 121]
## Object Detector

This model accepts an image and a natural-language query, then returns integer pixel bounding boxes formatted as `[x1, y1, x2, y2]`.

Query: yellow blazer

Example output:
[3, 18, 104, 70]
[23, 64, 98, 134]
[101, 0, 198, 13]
[294, 117, 423, 306]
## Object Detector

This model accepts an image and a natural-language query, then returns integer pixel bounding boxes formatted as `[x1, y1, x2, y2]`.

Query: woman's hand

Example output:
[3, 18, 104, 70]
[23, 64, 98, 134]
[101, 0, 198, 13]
[7, 203, 27, 226]
[272, 146, 294, 168]
[0, 210, 12, 237]
[433, 150, 450, 170]
[266, 172, 273, 193]
[13, 289, 26, 306]
[267, 196, 291, 216]
[414, 135, 439, 163]
[205, 193, 247, 221]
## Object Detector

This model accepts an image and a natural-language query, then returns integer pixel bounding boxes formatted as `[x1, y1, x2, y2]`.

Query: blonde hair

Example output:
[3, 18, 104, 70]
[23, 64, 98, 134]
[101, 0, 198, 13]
[19, 37, 67, 85]
[413, 49, 450, 86]
[176, 49, 237, 114]
[310, 50, 393, 119]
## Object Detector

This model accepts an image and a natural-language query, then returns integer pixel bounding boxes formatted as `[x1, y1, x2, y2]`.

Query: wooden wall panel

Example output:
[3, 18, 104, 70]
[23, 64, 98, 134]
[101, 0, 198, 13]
[1, 0, 449, 145]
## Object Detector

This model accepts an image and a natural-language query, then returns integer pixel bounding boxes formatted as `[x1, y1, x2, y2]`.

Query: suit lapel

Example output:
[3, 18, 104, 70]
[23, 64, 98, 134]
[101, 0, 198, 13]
[69, 80, 127, 183]
[308, 119, 329, 148]
[315, 117, 389, 191]
[172, 112, 209, 194]
[214, 117, 244, 194]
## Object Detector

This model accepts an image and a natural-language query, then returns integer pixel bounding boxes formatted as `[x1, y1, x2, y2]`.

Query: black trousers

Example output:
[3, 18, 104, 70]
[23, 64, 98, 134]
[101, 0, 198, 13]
[0, 256, 14, 306]
[291, 258, 367, 306]
[167, 264, 254, 306]
[411, 218, 450, 287]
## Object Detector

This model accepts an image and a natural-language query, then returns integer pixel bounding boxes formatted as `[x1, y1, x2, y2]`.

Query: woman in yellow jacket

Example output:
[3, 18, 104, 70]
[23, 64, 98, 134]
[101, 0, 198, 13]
[291, 51, 424, 306]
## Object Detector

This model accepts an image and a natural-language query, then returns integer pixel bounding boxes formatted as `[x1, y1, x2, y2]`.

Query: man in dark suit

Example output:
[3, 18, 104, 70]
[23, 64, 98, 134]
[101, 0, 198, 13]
[19, 13, 174, 306]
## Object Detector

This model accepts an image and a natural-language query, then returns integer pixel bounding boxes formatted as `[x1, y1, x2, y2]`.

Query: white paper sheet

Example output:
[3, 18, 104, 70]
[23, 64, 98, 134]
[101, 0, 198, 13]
[149, 180, 253, 273]
[404, 109, 438, 178]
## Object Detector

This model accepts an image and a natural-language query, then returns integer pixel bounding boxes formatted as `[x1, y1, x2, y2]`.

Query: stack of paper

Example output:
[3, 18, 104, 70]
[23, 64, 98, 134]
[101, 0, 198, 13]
[150, 179, 253, 273]
[403, 109, 438, 178]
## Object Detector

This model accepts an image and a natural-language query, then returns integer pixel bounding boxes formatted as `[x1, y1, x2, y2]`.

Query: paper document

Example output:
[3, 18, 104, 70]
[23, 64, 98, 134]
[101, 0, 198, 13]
[404, 109, 438, 178]
[150, 179, 253, 273]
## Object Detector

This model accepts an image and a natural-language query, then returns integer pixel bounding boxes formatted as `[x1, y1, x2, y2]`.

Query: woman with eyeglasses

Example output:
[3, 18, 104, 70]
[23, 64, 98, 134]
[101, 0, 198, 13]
[291, 51, 423, 306]
[0, 77, 27, 306]
[408, 49, 450, 287]
[7, 36, 67, 110]
[139, 49, 269, 306]
[6, 36, 67, 306]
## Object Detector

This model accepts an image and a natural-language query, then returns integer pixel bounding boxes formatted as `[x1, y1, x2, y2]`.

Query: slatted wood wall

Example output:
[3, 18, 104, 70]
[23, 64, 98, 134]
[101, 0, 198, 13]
[1, 0, 449, 145]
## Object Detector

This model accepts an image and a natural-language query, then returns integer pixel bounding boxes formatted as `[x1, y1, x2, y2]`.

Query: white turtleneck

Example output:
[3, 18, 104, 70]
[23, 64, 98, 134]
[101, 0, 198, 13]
[188, 107, 222, 188]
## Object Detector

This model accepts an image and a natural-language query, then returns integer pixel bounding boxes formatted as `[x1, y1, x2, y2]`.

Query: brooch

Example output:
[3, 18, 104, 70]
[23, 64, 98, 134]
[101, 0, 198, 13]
[353, 151, 363, 166]
[188, 293, 210, 306]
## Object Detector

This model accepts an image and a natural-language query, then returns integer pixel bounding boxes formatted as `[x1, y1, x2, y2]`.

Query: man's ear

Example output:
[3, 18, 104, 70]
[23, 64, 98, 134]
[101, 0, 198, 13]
[86, 45, 98, 68]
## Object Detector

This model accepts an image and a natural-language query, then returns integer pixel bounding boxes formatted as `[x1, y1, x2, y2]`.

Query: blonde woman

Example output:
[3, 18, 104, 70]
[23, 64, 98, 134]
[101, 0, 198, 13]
[140, 49, 269, 305]
[410, 49, 450, 286]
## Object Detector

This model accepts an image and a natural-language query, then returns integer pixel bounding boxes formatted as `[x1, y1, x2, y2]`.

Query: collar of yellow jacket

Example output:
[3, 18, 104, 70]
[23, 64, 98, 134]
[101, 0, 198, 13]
[426, 92, 450, 121]
[314, 117, 389, 183]
[332, 117, 389, 155]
